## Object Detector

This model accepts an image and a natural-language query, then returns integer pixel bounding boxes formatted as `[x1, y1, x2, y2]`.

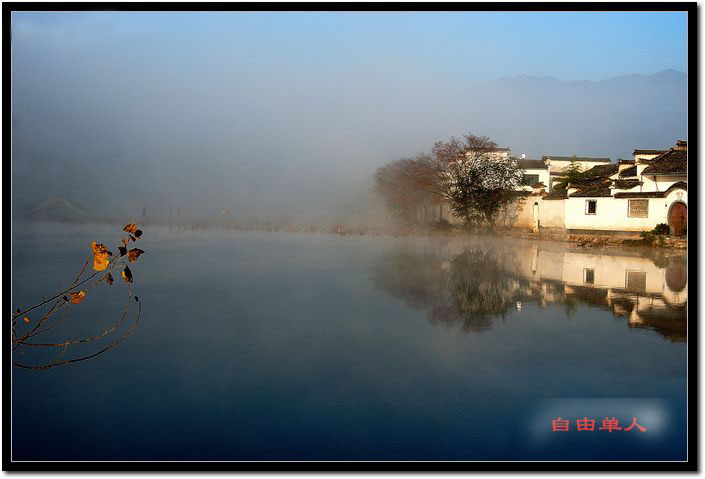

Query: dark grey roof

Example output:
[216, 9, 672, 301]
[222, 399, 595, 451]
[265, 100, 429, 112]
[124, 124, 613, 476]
[613, 181, 686, 198]
[517, 159, 548, 169]
[619, 165, 637, 178]
[541, 156, 610, 163]
[612, 179, 641, 189]
[641, 148, 687, 175]
[583, 163, 618, 178]
[568, 179, 612, 197]
[633, 149, 667, 156]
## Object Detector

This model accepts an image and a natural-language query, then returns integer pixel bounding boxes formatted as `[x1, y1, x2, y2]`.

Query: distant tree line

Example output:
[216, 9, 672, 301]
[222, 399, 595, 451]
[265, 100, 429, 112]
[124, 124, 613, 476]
[374, 133, 523, 227]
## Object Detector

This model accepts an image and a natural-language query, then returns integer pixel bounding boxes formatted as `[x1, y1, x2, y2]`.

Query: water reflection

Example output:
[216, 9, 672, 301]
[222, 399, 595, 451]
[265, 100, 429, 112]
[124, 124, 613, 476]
[372, 239, 687, 341]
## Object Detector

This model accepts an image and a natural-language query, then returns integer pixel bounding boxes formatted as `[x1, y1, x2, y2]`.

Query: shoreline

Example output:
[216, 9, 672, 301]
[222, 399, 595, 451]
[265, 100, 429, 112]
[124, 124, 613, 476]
[15, 219, 688, 250]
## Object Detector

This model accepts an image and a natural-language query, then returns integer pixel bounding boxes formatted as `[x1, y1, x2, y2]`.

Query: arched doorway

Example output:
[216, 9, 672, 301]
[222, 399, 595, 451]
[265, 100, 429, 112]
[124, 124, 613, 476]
[668, 202, 687, 236]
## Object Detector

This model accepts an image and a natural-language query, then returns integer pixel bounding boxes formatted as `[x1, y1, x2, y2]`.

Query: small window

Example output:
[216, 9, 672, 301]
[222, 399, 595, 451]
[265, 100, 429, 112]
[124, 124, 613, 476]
[522, 174, 540, 186]
[628, 199, 648, 218]
[626, 270, 647, 292]
[583, 268, 595, 284]
[585, 200, 597, 215]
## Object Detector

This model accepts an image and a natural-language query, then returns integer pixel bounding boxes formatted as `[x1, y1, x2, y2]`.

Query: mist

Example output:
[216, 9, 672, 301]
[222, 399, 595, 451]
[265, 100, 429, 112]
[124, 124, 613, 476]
[10, 12, 687, 224]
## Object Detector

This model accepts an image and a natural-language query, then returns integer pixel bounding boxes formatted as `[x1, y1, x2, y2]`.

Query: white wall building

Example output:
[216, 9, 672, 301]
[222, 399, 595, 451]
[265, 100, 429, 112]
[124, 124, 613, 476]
[562, 140, 687, 234]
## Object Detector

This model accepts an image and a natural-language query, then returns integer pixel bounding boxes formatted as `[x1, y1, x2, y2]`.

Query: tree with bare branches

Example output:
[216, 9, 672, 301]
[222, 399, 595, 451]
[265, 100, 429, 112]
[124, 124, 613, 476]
[12, 223, 146, 370]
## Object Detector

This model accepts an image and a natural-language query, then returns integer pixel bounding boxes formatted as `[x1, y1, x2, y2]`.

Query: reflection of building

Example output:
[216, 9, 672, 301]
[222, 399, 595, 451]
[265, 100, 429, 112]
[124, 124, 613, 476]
[372, 238, 686, 341]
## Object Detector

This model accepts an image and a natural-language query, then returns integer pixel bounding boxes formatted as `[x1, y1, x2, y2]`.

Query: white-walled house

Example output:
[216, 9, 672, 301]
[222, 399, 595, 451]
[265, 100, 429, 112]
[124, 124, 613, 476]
[436, 140, 687, 236]
[562, 140, 687, 234]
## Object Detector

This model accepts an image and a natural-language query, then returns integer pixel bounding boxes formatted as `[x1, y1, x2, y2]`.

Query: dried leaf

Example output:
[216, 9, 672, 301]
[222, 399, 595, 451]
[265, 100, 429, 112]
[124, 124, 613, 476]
[127, 248, 145, 262]
[121, 237, 130, 246]
[121, 266, 133, 283]
[105, 273, 114, 285]
[123, 223, 138, 234]
[69, 291, 86, 304]
[134, 229, 143, 239]
[91, 242, 108, 254]
[91, 241, 110, 271]
[22, 316, 30, 323]
[129, 234, 136, 242]
[118, 246, 128, 257]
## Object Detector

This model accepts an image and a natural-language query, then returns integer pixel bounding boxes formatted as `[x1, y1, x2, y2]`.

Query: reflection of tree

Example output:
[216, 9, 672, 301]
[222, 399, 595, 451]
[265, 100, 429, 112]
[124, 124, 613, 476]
[436, 248, 530, 331]
[665, 256, 687, 292]
[372, 244, 534, 333]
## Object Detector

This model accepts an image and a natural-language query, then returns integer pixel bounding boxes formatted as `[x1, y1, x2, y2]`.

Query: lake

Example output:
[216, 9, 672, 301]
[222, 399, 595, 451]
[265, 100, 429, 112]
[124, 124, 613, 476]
[11, 223, 688, 461]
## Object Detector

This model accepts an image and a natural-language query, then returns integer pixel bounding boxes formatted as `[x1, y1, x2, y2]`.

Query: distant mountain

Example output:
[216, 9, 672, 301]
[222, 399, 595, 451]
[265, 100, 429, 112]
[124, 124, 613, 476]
[459, 70, 686, 161]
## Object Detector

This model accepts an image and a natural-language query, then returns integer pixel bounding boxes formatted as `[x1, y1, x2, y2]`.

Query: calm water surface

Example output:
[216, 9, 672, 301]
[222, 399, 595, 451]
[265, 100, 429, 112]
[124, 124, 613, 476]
[11, 223, 687, 461]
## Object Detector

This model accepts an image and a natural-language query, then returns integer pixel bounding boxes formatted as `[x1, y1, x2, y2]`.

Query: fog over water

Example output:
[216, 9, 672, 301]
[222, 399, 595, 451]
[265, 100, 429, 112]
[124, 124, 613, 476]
[11, 12, 686, 223]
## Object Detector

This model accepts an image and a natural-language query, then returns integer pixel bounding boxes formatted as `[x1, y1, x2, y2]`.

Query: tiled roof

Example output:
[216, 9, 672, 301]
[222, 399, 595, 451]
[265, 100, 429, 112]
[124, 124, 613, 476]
[569, 178, 612, 197]
[619, 165, 637, 178]
[641, 148, 687, 175]
[583, 163, 618, 178]
[633, 149, 667, 155]
[612, 179, 641, 189]
[664, 181, 688, 194]
[542, 189, 568, 200]
[542, 156, 610, 163]
[614, 191, 670, 198]
[516, 159, 548, 169]
[613, 181, 687, 198]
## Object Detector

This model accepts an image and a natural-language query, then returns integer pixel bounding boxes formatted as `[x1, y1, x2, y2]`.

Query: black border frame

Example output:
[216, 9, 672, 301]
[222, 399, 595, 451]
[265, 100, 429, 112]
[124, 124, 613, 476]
[2, 1, 698, 472]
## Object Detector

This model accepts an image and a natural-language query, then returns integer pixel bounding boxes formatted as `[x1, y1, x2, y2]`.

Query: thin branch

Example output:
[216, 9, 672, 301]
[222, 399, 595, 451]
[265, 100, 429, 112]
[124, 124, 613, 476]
[12, 256, 119, 319]
[21, 286, 133, 347]
[13, 297, 141, 371]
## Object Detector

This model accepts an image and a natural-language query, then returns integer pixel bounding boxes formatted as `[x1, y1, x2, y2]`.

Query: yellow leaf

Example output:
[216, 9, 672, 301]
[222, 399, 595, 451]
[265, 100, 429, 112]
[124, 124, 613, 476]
[91, 241, 108, 254]
[22, 316, 30, 323]
[91, 242, 110, 271]
[69, 291, 85, 304]
[127, 248, 145, 262]
[122, 223, 138, 234]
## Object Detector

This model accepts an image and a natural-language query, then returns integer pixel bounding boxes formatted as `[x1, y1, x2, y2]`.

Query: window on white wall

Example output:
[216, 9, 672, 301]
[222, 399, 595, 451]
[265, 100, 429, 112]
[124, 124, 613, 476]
[522, 174, 540, 186]
[583, 268, 595, 284]
[585, 200, 597, 215]
[628, 199, 648, 218]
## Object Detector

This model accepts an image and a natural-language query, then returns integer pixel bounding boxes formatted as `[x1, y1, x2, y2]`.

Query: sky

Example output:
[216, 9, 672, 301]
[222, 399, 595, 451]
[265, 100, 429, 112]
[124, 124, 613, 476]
[10, 11, 688, 221]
